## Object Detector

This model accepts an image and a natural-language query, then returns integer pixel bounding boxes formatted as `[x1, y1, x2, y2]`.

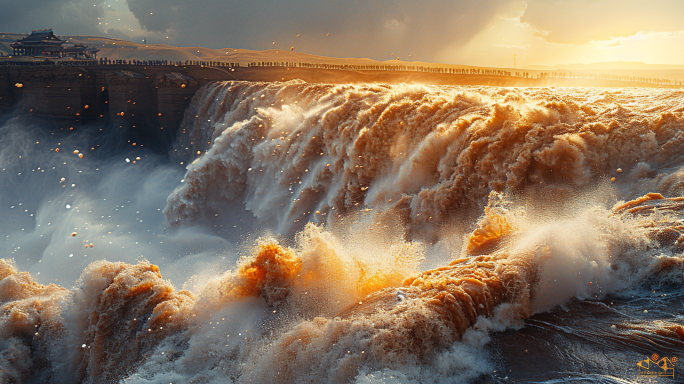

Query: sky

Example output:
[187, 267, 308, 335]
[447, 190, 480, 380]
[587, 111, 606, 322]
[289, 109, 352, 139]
[3, 0, 684, 67]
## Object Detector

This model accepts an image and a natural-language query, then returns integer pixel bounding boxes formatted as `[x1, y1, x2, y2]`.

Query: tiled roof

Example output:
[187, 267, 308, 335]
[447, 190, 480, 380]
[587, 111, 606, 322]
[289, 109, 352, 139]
[17, 29, 62, 44]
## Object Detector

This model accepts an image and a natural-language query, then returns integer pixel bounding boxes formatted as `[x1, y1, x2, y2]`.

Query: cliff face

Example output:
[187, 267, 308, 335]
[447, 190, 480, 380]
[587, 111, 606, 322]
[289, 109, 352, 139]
[0, 65, 221, 149]
[4, 67, 97, 119]
[0, 67, 14, 112]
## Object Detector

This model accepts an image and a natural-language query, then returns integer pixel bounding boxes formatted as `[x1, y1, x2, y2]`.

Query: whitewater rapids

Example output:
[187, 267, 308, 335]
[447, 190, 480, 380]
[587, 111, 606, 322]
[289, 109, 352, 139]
[1, 81, 684, 383]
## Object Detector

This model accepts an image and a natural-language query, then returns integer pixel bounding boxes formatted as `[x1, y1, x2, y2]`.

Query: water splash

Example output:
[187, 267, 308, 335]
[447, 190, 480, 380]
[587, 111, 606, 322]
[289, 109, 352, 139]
[4, 83, 684, 382]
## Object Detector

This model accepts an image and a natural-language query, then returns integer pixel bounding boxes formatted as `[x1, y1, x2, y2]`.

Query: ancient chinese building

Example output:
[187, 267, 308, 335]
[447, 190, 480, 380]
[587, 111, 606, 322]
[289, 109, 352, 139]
[10, 29, 99, 59]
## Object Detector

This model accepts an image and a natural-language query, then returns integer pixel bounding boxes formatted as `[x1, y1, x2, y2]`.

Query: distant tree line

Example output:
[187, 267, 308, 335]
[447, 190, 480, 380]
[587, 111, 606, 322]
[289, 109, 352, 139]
[536, 71, 682, 86]
[94, 58, 240, 67]
[247, 61, 513, 76]
[1, 58, 682, 86]
[248, 61, 684, 86]
[0, 59, 240, 67]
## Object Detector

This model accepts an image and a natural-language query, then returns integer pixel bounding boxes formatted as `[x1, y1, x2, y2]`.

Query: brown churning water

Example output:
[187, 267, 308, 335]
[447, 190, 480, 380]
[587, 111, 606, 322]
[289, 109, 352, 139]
[2, 82, 684, 383]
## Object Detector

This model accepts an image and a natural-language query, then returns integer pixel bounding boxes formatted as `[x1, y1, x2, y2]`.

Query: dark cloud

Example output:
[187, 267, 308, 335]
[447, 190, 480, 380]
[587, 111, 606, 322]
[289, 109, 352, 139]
[523, 0, 684, 44]
[0, 0, 105, 36]
[123, 0, 509, 62]
[13, 0, 684, 63]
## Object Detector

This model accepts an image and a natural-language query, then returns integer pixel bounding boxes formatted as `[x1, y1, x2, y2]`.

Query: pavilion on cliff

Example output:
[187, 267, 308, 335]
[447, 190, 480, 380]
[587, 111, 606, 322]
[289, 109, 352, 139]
[10, 29, 99, 59]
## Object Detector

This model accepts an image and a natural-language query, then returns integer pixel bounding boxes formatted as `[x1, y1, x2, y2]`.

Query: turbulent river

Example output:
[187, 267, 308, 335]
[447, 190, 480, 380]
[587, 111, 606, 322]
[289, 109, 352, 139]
[1, 81, 683, 383]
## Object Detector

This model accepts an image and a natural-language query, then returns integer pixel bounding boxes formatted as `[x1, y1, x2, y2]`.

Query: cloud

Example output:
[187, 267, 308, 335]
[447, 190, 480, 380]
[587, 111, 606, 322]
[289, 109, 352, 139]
[7, 0, 684, 65]
[120, 0, 509, 62]
[0, 0, 105, 36]
[446, 2, 684, 69]
[492, 44, 530, 49]
[522, 0, 684, 44]
[0, 0, 514, 62]
[383, 19, 404, 31]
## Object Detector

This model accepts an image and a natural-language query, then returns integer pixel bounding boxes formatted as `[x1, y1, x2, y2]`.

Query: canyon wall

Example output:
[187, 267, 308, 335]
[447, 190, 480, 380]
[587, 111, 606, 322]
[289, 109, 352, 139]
[0, 65, 228, 149]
